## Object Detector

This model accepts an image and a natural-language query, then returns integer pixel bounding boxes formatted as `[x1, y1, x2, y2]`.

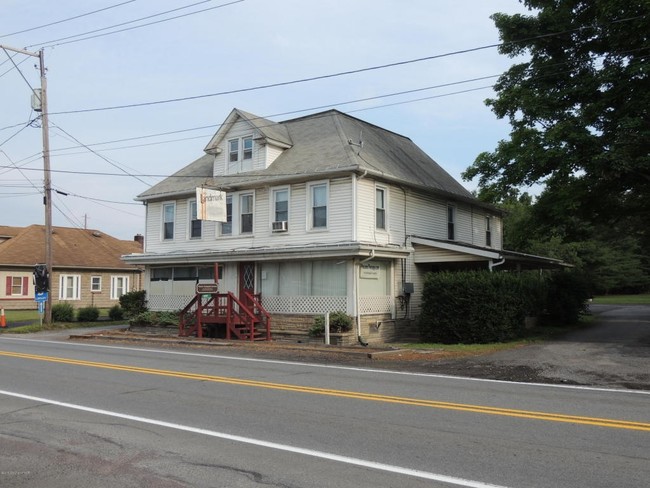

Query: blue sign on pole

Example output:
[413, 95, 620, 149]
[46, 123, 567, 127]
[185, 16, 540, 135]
[38, 301, 45, 314]
[35, 291, 48, 303]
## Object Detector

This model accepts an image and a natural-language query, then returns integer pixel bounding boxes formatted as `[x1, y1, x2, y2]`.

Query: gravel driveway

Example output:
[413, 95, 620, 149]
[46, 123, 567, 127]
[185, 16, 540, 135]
[419, 304, 650, 390]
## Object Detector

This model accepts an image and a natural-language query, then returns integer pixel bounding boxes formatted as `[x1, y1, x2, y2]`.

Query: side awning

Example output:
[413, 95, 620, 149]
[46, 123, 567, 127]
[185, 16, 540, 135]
[410, 236, 570, 271]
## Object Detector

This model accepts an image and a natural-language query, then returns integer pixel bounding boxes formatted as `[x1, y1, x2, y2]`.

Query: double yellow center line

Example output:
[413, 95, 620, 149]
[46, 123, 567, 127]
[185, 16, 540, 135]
[2, 350, 649, 432]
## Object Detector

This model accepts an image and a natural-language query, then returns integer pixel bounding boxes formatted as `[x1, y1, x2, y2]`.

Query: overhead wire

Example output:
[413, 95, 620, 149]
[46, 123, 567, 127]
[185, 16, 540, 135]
[0, 1, 138, 39]
[26, 0, 244, 49]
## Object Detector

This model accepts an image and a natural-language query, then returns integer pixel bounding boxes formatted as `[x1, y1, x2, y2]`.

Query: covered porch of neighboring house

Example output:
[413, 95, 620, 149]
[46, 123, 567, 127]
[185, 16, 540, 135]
[123, 243, 412, 344]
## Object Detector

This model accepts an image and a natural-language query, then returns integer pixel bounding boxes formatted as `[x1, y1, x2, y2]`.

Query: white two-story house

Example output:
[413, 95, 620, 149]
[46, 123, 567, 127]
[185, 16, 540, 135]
[124, 108, 559, 344]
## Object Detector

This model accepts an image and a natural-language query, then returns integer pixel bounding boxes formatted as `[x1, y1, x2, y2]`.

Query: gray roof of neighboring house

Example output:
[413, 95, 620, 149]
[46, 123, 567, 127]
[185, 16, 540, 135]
[137, 109, 484, 206]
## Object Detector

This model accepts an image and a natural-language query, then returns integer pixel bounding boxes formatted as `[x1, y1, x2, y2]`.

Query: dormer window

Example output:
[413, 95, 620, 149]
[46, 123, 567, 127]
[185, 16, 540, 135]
[227, 136, 254, 173]
[228, 139, 239, 162]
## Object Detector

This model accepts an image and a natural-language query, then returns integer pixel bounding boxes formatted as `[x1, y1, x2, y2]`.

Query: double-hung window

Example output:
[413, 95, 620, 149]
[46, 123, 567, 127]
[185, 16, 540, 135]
[59, 274, 81, 300]
[273, 188, 289, 223]
[485, 216, 492, 247]
[7, 276, 28, 296]
[228, 136, 253, 173]
[189, 199, 202, 239]
[163, 203, 175, 240]
[111, 276, 129, 300]
[91, 276, 102, 292]
[447, 204, 455, 240]
[221, 196, 233, 235]
[228, 139, 239, 162]
[310, 183, 327, 229]
[240, 194, 253, 233]
[376, 187, 386, 230]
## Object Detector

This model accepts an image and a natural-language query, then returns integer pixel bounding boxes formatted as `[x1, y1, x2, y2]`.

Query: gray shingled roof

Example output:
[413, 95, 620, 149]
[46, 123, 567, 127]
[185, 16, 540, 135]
[137, 109, 480, 204]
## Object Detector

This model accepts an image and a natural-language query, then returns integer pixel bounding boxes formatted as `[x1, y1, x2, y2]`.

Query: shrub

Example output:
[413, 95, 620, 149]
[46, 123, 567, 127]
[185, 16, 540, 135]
[77, 306, 100, 322]
[129, 310, 179, 327]
[544, 270, 591, 325]
[119, 290, 147, 317]
[308, 311, 354, 336]
[52, 303, 75, 322]
[108, 305, 124, 321]
[417, 271, 541, 344]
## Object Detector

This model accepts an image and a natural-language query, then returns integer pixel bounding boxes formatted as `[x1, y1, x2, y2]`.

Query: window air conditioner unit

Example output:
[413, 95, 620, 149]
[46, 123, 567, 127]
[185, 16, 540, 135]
[272, 221, 288, 232]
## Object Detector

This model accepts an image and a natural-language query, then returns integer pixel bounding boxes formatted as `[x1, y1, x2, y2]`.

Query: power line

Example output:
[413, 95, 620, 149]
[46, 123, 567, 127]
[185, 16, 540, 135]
[0, 1, 138, 39]
[46, 14, 648, 116]
[27, 0, 244, 49]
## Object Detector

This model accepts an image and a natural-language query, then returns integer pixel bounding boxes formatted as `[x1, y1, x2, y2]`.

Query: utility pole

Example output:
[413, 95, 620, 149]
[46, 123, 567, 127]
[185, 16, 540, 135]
[1, 44, 53, 324]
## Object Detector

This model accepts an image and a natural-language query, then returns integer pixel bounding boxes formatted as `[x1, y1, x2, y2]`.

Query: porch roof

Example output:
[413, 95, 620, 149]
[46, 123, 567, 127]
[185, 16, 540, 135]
[122, 242, 411, 265]
[410, 236, 570, 270]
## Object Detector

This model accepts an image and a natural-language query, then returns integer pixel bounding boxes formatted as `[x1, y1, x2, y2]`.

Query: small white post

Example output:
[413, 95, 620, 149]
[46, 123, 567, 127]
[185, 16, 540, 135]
[324, 312, 330, 345]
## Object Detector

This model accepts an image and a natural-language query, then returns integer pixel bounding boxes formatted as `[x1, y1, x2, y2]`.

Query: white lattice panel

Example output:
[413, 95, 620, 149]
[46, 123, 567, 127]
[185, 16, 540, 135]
[149, 294, 193, 311]
[262, 295, 348, 314]
[359, 296, 392, 314]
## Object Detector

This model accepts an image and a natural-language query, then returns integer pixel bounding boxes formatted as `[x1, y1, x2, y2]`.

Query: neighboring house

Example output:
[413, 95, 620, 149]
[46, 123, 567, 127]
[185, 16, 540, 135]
[123, 108, 563, 344]
[0, 225, 143, 310]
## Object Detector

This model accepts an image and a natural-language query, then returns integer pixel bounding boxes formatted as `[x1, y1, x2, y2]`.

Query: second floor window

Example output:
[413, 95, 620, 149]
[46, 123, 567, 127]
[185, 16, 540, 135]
[221, 196, 233, 235]
[163, 203, 175, 240]
[486, 216, 492, 247]
[189, 199, 202, 239]
[310, 183, 327, 229]
[376, 187, 386, 230]
[228, 136, 254, 173]
[273, 188, 288, 222]
[240, 194, 253, 233]
[447, 204, 455, 240]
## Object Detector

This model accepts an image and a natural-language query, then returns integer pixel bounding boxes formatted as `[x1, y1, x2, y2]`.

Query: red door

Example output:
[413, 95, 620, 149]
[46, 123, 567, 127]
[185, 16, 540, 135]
[238, 262, 255, 307]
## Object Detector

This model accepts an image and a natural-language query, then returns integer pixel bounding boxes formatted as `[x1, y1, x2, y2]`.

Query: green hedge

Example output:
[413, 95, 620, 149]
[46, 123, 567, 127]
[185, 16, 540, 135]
[417, 270, 590, 344]
[417, 271, 539, 344]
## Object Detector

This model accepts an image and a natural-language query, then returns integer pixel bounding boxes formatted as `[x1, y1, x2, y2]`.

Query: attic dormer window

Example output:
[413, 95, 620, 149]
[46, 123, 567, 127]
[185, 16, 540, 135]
[227, 136, 254, 173]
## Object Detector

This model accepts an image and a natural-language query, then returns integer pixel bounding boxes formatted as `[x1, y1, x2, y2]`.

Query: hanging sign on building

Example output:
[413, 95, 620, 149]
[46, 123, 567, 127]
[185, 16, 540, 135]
[196, 187, 227, 222]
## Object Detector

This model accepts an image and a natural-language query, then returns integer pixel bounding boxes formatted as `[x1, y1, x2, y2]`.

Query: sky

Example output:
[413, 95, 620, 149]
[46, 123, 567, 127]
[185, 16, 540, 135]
[0, 0, 531, 241]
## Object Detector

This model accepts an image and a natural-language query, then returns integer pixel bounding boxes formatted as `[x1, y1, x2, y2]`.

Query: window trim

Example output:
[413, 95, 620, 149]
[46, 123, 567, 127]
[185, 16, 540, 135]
[59, 274, 81, 301]
[485, 215, 492, 247]
[447, 204, 456, 241]
[240, 192, 254, 234]
[271, 186, 290, 226]
[220, 195, 233, 236]
[162, 201, 175, 241]
[228, 138, 239, 162]
[308, 181, 328, 230]
[375, 186, 387, 230]
[110, 275, 130, 300]
[90, 275, 102, 293]
[188, 198, 202, 239]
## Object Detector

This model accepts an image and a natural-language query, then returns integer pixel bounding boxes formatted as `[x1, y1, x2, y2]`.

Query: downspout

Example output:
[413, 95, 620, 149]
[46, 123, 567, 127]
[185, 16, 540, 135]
[489, 257, 506, 272]
[356, 250, 374, 347]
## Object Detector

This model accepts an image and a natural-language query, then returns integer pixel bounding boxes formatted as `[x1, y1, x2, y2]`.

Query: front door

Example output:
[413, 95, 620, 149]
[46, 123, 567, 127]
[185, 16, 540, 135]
[238, 262, 255, 307]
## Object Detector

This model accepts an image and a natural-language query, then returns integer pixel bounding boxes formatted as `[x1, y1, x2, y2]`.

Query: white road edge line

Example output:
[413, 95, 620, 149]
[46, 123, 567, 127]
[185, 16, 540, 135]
[2, 336, 648, 395]
[0, 388, 509, 488]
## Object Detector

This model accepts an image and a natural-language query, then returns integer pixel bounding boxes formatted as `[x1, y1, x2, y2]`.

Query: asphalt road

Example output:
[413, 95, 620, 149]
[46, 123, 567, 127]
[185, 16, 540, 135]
[1, 329, 649, 487]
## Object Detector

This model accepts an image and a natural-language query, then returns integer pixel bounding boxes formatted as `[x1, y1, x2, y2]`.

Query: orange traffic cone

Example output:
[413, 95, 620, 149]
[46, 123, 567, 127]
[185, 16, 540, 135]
[0, 308, 6, 328]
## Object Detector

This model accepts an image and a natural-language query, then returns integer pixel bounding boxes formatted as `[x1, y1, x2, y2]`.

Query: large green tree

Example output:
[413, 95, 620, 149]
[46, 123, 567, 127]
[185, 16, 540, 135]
[464, 0, 650, 231]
